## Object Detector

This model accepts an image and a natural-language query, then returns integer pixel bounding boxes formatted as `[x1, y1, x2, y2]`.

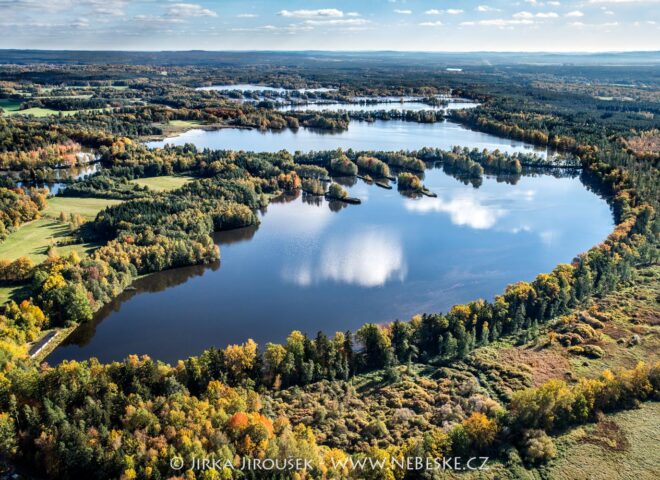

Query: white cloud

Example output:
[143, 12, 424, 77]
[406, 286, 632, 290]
[514, 11, 559, 18]
[133, 2, 217, 26]
[278, 9, 344, 18]
[548, 1, 561, 5]
[231, 23, 314, 33]
[134, 14, 184, 25]
[167, 3, 217, 18]
[588, 0, 659, 3]
[420, 21, 444, 27]
[565, 10, 585, 16]
[511, 225, 532, 234]
[70, 17, 90, 28]
[236, 13, 258, 18]
[394, 9, 412, 14]
[477, 5, 501, 12]
[0, 0, 127, 15]
[94, 7, 124, 17]
[461, 18, 535, 26]
[303, 18, 369, 26]
[421, 8, 462, 16]
[570, 20, 620, 27]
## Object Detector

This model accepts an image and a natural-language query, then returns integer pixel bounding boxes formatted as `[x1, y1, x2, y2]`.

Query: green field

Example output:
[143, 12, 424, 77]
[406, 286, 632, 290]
[0, 196, 121, 263]
[169, 119, 204, 127]
[44, 196, 121, 220]
[6, 107, 80, 117]
[1, 101, 108, 117]
[130, 175, 194, 192]
[0, 218, 100, 263]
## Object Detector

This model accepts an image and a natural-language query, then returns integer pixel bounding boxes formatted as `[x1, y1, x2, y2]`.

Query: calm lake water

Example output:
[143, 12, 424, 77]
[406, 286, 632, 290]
[147, 119, 549, 156]
[12, 158, 101, 195]
[276, 100, 478, 113]
[197, 84, 336, 93]
[48, 166, 612, 364]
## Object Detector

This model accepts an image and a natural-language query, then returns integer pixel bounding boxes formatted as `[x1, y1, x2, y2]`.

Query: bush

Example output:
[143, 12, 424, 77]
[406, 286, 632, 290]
[521, 429, 557, 464]
[327, 183, 348, 200]
[302, 178, 326, 196]
[356, 156, 390, 177]
[568, 344, 605, 358]
[0, 257, 34, 283]
[397, 172, 422, 191]
[329, 154, 357, 176]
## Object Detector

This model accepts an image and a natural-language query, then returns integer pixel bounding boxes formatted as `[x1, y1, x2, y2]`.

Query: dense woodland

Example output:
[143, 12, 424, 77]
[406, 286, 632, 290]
[0, 58, 658, 479]
[0, 186, 47, 242]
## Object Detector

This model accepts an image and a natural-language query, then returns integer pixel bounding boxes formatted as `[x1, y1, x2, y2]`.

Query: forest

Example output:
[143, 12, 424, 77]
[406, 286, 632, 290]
[0, 55, 658, 479]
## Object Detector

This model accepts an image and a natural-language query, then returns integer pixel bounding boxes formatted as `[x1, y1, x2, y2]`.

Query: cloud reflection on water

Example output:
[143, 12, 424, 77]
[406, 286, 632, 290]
[404, 194, 506, 229]
[284, 229, 407, 287]
[264, 198, 334, 235]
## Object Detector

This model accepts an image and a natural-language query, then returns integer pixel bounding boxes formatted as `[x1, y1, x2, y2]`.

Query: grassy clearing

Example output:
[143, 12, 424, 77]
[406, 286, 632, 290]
[44, 196, 121, 220]
[169, 119, 204, 127]
[4, 104, 108, 117]
[0, 218, 100, 263]
[544, 402, 660, 480]
[5, 107, 80, 117]
[0, 196, 121, 263]
[143, 119, 210, 141]
[130, 175, 194, 192]
[569, 266, 660, 378]
[448, 402, 660, 479]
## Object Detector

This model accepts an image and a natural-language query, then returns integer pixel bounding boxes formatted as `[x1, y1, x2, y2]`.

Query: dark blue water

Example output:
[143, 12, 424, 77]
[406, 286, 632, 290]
[48, 166, 612, 364]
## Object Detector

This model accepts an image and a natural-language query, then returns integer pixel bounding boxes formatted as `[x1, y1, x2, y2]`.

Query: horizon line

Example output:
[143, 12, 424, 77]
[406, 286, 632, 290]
[1, 48, 659, 55]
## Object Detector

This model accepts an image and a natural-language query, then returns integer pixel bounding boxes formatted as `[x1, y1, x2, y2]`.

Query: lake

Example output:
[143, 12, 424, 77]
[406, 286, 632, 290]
[146, 119, 550, 156]
[11, 157, 102, 195]
[276, 100, 478, 113]
[48, 165, 612, 364]
[197, 84, 336, 93]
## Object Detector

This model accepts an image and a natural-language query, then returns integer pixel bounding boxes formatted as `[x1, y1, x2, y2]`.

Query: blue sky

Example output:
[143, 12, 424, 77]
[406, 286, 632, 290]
[0, 0, 658, 51]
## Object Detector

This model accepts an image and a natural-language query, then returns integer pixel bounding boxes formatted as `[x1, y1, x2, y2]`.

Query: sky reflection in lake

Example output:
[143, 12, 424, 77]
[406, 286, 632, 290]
[284, 228, 407, 288]
[146, 119, 549, 156]
[48, 166, 613, 364]
[404, 194, 507, 230]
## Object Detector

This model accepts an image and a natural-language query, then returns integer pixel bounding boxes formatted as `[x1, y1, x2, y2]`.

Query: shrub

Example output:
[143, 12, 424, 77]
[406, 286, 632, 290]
[397, 173, 422, 191]
[521, 429, 557, 464]
[327, 183, 348, 200]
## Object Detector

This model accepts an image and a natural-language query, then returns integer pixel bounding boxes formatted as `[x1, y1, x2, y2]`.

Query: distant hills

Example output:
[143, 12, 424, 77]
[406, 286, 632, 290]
[1, 50, 658, 67]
